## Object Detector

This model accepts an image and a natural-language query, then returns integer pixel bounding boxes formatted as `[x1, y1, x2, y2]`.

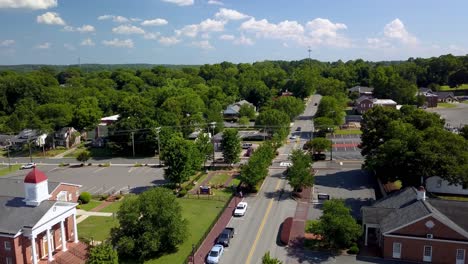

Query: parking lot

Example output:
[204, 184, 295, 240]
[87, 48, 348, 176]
[426, 102, 468, 128]
[6, 165, 166, 195]
[327, 134, 363, 160]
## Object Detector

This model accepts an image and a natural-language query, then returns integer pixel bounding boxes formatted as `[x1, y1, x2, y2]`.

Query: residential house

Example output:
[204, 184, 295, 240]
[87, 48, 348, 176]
[362, 187, 468, 264]
[0, 168, 86, 264]
[54, 127, 80, 149]
[348, 86, 374, 97]
[435, 91, 459, 103]
[426, 176, 468, 196]
[356, 97, 397, 114]
[417, 88, 438, 108]
[223, 100, 255, 119]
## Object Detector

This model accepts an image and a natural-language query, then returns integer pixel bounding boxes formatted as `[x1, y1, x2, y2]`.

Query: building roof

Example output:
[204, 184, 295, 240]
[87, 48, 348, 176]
[348, 86, 374, 93]
[419, 87, 433, 94]
[24, 168, 48, 184]
[0, 196, 56, 235]
[373, 99, 397, 105]
[356, 95, 373, 104]
[101, 114, 120, 122]
[363, 187, 468, 235]
[434, 91, 456, 99]
[0, 178, 60, 198]
[223, 100, 254, 115]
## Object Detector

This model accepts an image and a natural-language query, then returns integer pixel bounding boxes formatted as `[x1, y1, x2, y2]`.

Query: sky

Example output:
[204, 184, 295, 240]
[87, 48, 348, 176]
[0, 0, 467, 65]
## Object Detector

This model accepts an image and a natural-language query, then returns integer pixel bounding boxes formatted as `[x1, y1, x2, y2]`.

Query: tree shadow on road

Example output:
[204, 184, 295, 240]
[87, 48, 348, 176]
[314, 169, 374, 191]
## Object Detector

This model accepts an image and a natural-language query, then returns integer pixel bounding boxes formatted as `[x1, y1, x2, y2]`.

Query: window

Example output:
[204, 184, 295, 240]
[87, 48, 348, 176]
[392, 242, 401, 258]
[6, 257, 13, 264]
[423, 246, 432, 262]
[436, 179, 442, 188]
[68, 193, 72, 201]
[4, 241, 11, 251]
[457, 249, 465, 264]
[57, 191, 67, 201]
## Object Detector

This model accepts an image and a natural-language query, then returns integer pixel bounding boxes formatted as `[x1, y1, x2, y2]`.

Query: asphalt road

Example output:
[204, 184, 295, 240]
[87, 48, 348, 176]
[426, 101, 468, 128]
[4, 165, 166, 195]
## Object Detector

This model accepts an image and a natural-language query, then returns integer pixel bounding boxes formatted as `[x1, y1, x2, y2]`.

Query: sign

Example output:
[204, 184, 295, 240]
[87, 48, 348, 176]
[317, 193, 330, 200]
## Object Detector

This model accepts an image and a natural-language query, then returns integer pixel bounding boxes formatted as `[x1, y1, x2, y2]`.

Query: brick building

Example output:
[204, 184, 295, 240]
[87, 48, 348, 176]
[0, 169, 83, 264]
[362, 187, 468, 264]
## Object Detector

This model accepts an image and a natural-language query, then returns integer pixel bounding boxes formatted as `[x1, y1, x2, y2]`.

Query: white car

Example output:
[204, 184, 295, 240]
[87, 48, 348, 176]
[289, 135, 298, 140]
[280, 162, 292, 167]
[206, 244, 224, 264]
[21, 163, 36, 169]
[234, 202, 248, 216]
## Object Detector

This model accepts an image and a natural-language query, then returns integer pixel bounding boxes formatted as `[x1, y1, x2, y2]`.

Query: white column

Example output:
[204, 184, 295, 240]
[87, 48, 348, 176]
[30, 235, 38, 264]
[46, 229, 54, 261]
[364, 225, 369, 246]
[73, 214, 79, 243]
[60, 221, 68, 251]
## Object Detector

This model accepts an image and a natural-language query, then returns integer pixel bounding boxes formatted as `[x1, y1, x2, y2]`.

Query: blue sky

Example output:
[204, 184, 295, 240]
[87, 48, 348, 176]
[0, 0, 467, 65]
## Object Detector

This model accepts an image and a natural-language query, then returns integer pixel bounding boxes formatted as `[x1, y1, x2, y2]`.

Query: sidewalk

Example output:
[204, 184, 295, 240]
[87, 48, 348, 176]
[52, 146, 78, 158]
[76, 209, 113, 224]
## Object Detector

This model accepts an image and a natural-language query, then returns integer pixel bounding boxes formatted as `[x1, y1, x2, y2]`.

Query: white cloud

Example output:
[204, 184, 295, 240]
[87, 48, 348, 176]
[207, 0, 223, 5]
[64, 24, 95, 33]
[64, 43, 75, 50]
[0, 39, 15, 47]
[141, 18, 168, 26]
[98, 15, 131, 23]
[306, 18, 346, 38]
[161, 0, 193, 6]
[143, 32, 160, 40]
[36, 42, 51, 49]
[201, 33, 211, 39]
[240, 18, 304, 41]
[0, 0, 57, 9]
[234, 35, 254, 46]
[81, 38, 95, 46]
[219, 34, 234, 40]
[215, 8, 249, 21]
[158, 36, 180, 46]
[383, 18, 418, 45]
[37, 12, 65, 25]
[199, 18, 225, 32]
[176, 24, 199, 37]
[112, 24, 145, 35]
[102, 38, 134, 48]
[191, 40, 213, 49]
[367, 38, 392, 49]
[130, 18, 142, 22]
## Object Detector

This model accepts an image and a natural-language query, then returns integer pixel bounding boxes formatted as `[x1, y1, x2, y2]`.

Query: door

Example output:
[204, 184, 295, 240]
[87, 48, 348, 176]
[42, 238, 48, 258]
[423, 246, 432, 262]
[456, 249, 465, 264]
[392, 243, 401, 258]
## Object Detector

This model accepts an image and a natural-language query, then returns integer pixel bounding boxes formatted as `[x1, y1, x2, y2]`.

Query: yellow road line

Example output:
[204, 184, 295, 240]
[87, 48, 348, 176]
[245, 178, 282, 264]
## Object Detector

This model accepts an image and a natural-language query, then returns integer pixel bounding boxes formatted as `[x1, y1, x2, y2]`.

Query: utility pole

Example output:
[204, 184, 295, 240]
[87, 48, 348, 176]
[131, 132, 135, 157]
[308, 46, 312, 60]
[155, 127, 161, 166]
[7, 139, 11, 171]
[210, 122, 216, 169]
[28, 136, 33, 163]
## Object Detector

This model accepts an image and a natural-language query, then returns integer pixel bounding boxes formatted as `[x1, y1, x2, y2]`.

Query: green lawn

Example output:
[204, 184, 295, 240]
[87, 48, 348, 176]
[462, 100, 468, 104]
[100, 201, 123, 213]
[208, 173, 231, 187]
[333, 129, 362, 135]
[434, 195, 468, 202]
[78, 216, 119, 241]
[439, 84, 468, 91]
[0, 165, 20, 176]
[145, 198, 226, 264]
[438, 103, 457, 108]
[78, 200, 102, 211]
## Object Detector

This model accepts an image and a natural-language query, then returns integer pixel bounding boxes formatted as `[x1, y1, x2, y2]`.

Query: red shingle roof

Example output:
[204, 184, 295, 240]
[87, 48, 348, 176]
[24, 168, 48, 184]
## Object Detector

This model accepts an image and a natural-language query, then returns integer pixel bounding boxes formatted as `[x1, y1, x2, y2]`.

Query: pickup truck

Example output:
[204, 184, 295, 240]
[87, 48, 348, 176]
[216, 227, 235, 247]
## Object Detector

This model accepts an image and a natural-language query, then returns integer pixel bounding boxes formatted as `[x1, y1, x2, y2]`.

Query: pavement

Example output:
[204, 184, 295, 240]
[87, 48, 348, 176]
[426, 101, 468, 128]
[327, 134, 363, 161]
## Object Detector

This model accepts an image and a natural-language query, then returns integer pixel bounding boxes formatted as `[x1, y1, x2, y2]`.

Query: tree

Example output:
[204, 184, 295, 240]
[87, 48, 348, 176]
[76, 150, 91, 164]
[162, 136, 203, 186]
[315, 199, 361, 249]
[316, 96, 345, 125]
[240, 142, 275, 191]
[286, 149, 314, 192]
[72, 97, 103, 131]
[87, 243, 119, 264]
[313, 117, 335, 132]
[255, 109, 290, 139]
[111, 188, 188, 260]
[271, 96, 305, 121]
[305, 138, 332, 154]
[460, 125, 468, 140]
[262, 251, 282, 264]
[238, 116, 250, 126]
[195, 132, 213, 168]
[221, 129, 241, 165]
[238, 103, 256, 119]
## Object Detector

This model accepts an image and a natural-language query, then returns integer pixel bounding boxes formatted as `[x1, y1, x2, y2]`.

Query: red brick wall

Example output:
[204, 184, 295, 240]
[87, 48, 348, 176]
[392, 216, 467, 241]
[0, 236, 15, 264]
[384, 236, 468, 264]
[49, 184, 80, 203]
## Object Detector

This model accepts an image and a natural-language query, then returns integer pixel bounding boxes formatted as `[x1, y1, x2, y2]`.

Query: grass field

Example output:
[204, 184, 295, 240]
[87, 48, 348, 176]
[333, 129, 362, 135]
[78, 216, 119, 241]
[100, 200, 123, 213]
[0, 165, 21, 176]
[78, 200, 102, 211]
[208, 173, 230, 186]
[437, 102, 457, 108]
[439, 84, 468, 91]
[434, 194, 468, 202]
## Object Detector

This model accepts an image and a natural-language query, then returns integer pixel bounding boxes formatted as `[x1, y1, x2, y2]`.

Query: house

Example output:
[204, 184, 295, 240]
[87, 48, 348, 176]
[362, 187, 468, 264]
[356, 97, 397, 114]
[417, 88, 438, 108]
[223, 100, 255, 119]
[0, 168, 86, 264]
[54, 127, 80, 149]
[435, 92, 459, 103]
[426, 176, 468, 196]
[348, 86, 374, 97]
[90, 114, 120, 140]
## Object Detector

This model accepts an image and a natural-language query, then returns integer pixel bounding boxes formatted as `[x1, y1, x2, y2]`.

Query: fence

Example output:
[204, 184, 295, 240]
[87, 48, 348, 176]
[181, 193, 231, 202]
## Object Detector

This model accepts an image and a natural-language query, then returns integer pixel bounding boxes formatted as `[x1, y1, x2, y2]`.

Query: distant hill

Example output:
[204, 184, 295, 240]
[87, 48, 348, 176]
[0, 64, 200, 72]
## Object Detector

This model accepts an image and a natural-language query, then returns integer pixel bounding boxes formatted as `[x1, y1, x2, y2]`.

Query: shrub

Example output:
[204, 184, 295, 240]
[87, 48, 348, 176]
[79, 192, 92, 204]
[99, 194, 109, 201]
[347, 245, 359, 254]
[134, 163, 143, 167]
[178, 189, 188, 197]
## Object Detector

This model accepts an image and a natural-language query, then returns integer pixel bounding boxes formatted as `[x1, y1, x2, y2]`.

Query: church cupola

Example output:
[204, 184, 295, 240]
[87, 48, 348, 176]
[24, 168, 50, 206]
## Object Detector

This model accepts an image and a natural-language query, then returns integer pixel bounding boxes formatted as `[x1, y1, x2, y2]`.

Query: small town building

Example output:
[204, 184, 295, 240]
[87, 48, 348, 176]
[417, 88, 439, 108]
[348, 86, 374, 97]
[356, 97, 397, 114]
[362, 187, 468, 264]
[54, 127, 80, 149]
[223, 100, 255, 119]
[435, 91, 459, 103]
[426, 176, 468, 196]
[0, 169, 84, 264]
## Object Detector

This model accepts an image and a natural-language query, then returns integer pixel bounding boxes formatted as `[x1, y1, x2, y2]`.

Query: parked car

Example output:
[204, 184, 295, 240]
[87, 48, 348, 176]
[312, 153, 327, 161]
[216, 227, 235, 247]
[314, 103, 318, 106]
[289, 135, 298, 140]
[234, 202, 248, 216]
[206, 244, 224, 264]
[295, 127, 302, 132]
[242, 143, 253, 149]
[20, 163, 36, 169]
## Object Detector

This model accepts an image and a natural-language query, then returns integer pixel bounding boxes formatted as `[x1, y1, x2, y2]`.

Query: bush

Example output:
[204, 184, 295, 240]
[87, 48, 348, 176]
[79, 192, 92, 204]
[347, 245, 359, 254]
[178, 189, 188, 197]
[134, 163, 143, 167]
[99, 194, 109, 201]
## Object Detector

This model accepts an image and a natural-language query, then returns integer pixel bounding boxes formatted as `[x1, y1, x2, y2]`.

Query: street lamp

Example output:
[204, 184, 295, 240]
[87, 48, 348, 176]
[328, 127, 334, 161]
[210, 122, 216, 169]
[155, 127, 161, 166]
